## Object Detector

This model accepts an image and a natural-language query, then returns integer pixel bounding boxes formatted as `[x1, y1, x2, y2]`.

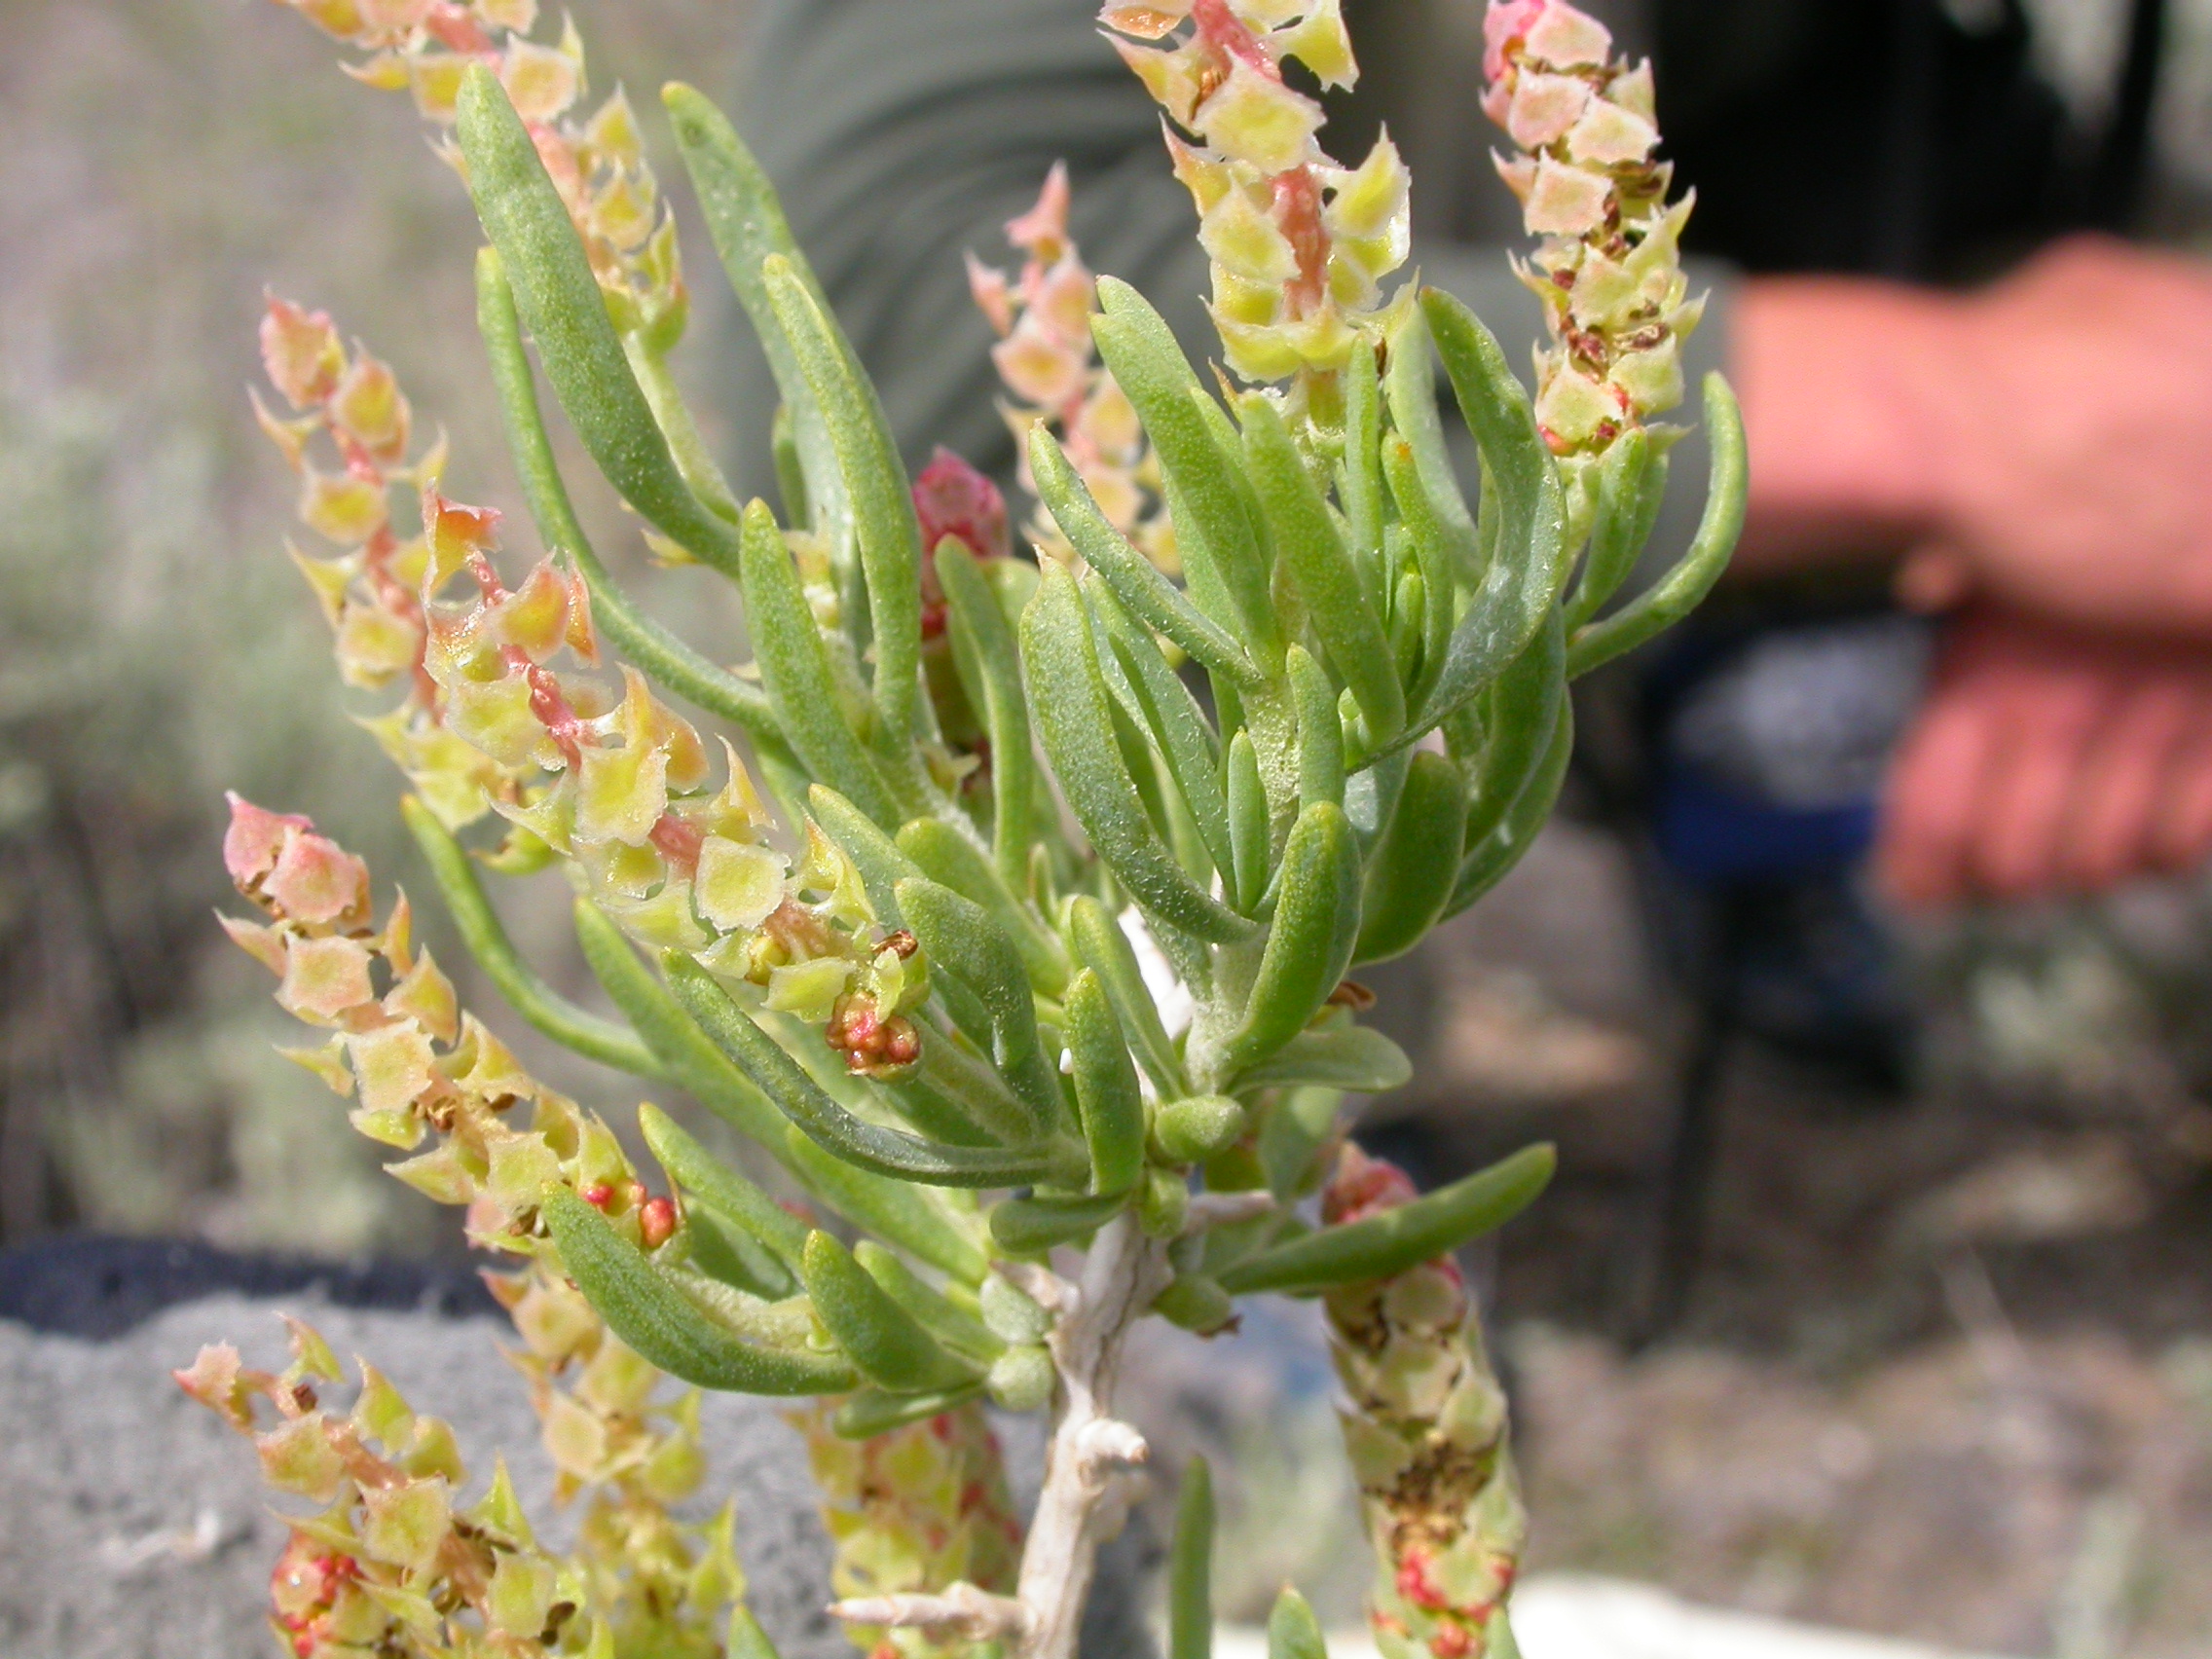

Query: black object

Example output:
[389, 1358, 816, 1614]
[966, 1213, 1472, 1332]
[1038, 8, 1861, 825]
[1658, 0, 2167, 280]
[0, 1235, 499, 1340]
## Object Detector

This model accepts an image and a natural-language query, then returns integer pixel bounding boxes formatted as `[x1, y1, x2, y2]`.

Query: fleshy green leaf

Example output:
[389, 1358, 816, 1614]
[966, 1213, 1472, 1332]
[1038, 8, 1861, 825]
[936, 538, 1041, 884]
[988, 1191, 1131, 1254]
[896, 819, 1067, 998]
[738, 499, 903, 827]
[1460, 609, 1566, 855]
[1217, 1142, 1555, 1295]
[1022, 564, 1257, 943]
[1267, 1587, 1329, 1659]
[663, 85, 855, 617]
[573, 900, 785, 1149]
[762, 257, 924, 738]
[800, 1231, 980, 1392]
[1382, 307, 1478, 582]
[1564, 426, 1661, 630]
[1240, 394, 1403, 741]
[1068, 896, 1187, 1101]
[1064, 970, 1146, 1197]
[1170, 1456, 1215, 1659]
[474, 247, 779, 740]
[455, 70, 739, 573]
[638, 1102, 809, 1272]
[1225, 729, 1270, 917]
[1027, 428, 1260, 686]
[853, 1240, 1003, 1361]
[1448, 688, 1574, 919]
[1233, 1024, 1411, 1095]
[1286, 645, 1346, 812]
[663, 953, 1079, 1189]
[1153, 1095, 1248, 1165]
[832, 1383, 985, 1439]
[1567, 374, 1748, 678]
[1396, 288, 1572, 746]
[1092, 278, 1280, 662]
[1221, 801, 1361, 1074]
[1353, 749, 1468, 966]
[895, 875, 1065, 1136]
[543, 1187, 857, 1393]
[1089, 578, 1235, 883]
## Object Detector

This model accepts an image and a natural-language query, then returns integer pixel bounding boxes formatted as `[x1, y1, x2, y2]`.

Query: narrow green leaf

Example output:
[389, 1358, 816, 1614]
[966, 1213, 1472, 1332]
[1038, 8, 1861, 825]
[738, 498, 901, 826]
[1354, 749, 1468, 966]
[1092, 278, 1279, 660]
[543, 1187, 857, 1393]
[1064, 970, 1146, 1197]
[900, 1017, 1039, 1148]
[936, 538, 1039, 886]
[1397, 287, 1573, 745]
[771, 403, 810, 529]
[1382, 307, 1478, 579]
[1218, 1142, 1557, 1295]
[1240, 394, 1404, 741]
[832, 1382, 984, 1439]
[684, 1209, 797, 1300]
[625, 338, 742, 523]
[1153, 1273, 1235, 1332]
[1234, 1022, 1411, 1096]
[1027, 428, 1259, 686]
[1267, 1588, 1329, 1659]
[1222, 802, 1362, 1074]
[801, 1231, 979, 1392]
[455, 69, 739, 573]
[988, 1191, 1131, 1254]
[1022, 564, 1257, 943]
[1089, 577, 1235, 884]
[639, 1102, 809, 1272]
[474, 247, 778, 739]
[1382, 436, 1456, 689]
[1169, 1456, 1215, 1659]
[897, 819, 1067, 998]
[664, 954, 1077, 1188]
[895, 875, 1065, 1136]
[761, 256, 923, 738]
[572, 899, 787, 1149]
[1564, 426, 1660, 630]
[401, 797, 660, 1079]
[1286, 646, 1346, 812]
[1341, 338, 1388, 600]
[1153, 1095, 1248, 1164]
[663, 84, 850, 597]
[1567, 375, 1748, 678]
[1447, 693, 1574, 919]
[779, 1126, 992, 1283]
[1461, 609, 1566, 854]
[1068, 896, 1187, 1100]
[853, 1240, 1003, 1361]
[1226, 729, 1270, 916]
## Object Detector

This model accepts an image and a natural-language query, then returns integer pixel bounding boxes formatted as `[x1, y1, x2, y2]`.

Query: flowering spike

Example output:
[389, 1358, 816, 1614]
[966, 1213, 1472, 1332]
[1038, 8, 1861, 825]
[1324, 1147, 1524, 1659]
[1482, 0, 1701, 480]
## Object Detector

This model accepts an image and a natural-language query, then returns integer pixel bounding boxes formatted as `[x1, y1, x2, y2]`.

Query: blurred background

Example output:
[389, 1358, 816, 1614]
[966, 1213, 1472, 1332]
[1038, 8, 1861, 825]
[8, 1, 2212, 1655]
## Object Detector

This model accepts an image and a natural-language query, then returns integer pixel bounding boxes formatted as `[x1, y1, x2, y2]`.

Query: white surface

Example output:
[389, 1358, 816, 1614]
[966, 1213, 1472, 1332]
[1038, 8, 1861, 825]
[1216, 1576, 2021, 1659]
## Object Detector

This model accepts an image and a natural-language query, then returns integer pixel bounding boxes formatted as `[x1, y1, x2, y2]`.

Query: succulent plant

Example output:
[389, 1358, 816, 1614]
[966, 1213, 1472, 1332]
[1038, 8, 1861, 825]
[179, 1, 1745, 1655]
